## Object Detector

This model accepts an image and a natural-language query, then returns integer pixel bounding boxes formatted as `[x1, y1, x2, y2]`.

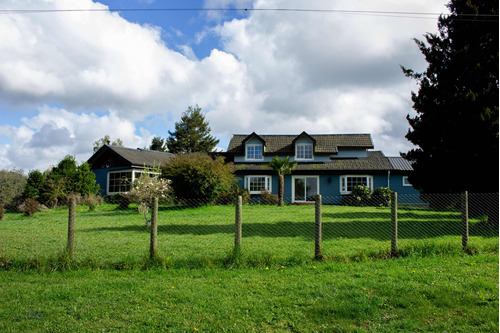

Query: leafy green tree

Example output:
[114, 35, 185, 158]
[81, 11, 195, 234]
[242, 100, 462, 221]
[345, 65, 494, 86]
[0, 169, 27, 210]
[41, 178, 66, 208]
[75, 162, 100, 196]
[48, 155, 78, 193]
[268, 156, 297, 206]
[166, 105, 219, 153]
[23, 170, 45, 200]
[401, 0, 498, 225]
[162, 153, 235, 205]
[35, 157, 100, 207]
[93, 135, 124, 152]
[149, 136, 168, 152]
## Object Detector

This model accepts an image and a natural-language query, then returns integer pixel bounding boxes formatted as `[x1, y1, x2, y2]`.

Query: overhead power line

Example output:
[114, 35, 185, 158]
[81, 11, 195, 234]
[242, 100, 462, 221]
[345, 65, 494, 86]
[0, 7, 497, 21]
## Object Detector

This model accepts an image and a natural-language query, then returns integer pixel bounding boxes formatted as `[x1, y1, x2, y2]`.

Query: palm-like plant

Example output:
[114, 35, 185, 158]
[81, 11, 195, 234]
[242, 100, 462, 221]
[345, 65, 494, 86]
[268, 156, 297, 206]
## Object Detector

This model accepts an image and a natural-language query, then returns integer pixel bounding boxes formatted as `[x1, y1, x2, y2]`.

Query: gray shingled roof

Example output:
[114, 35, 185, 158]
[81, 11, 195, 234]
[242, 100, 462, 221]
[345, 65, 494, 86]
[100, 145, 174, 167]
[387, 157, 414, 171]
[234, 151, 392, 172]
[227, 133, 373, 155]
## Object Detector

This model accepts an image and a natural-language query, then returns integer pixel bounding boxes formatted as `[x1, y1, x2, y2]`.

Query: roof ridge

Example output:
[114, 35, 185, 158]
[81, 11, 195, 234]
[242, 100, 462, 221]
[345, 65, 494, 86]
[232, 133, 371, 136]
[107, 145, 173, 155]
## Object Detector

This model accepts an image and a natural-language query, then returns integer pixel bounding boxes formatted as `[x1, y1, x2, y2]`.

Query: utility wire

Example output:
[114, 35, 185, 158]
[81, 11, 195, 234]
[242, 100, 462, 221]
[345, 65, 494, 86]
[0, 7, 497, 21]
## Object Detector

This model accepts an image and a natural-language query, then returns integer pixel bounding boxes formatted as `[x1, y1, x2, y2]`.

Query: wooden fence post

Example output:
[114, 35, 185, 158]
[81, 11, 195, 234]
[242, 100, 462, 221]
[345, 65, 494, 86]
[315, 194, 323, 260]
[391, 192, 398, 256]
[235, 196, 242, 251]
[461, 191, 469, 249]
[67, 196, 76, 257]
[150, 197, 158, 259]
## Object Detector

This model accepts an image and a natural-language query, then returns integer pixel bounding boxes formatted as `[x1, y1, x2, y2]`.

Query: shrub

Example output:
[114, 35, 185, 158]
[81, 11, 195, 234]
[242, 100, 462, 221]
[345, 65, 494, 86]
[108, 193, 130, 209]
[162, 153, 236, 205]
[83, 194, 103, 211]
[21, 198, 40, 217]
[371, 187, 393, 207]
[0, 205, 4, 221]
[0, 169, 27, 210]
[342, 185, 372, 206]
[215, 184, 250, 205]
[260, 190, 279, 205]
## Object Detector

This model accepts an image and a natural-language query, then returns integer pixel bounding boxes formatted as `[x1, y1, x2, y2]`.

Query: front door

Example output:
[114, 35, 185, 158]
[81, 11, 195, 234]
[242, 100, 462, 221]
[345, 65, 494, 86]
[293, 176, 319, 203]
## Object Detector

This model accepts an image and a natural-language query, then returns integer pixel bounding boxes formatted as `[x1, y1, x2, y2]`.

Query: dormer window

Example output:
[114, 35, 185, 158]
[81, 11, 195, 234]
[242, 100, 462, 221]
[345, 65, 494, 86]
[246, 144, 263, 160]
[296, 143, 313, 160]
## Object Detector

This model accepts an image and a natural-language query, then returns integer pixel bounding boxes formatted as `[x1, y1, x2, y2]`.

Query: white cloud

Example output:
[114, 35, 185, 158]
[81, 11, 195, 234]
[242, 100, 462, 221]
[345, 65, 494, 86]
[208, 0, 447, 154]
[0, 106, 151, 171]
[0, 0, 448, 170]
[0, 0, 194, 117]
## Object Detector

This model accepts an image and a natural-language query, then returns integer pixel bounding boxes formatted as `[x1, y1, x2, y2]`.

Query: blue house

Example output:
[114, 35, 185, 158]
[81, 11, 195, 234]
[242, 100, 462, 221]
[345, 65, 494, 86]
[87, 145, 174, 196]
[225, 132, 419, 204]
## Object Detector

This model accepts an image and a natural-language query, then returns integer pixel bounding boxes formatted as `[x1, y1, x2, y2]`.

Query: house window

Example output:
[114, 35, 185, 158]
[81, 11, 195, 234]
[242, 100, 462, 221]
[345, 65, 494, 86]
[340, 175, 373, 194]
[108, 171, 133, 194]
[246, 144, 263, 160]
[403, 176, 412, 186]
[296, 143, 313, 160]
[292, 176, 319, 202]
[108, 169, 160, 194]
[244, 175, 272, 194]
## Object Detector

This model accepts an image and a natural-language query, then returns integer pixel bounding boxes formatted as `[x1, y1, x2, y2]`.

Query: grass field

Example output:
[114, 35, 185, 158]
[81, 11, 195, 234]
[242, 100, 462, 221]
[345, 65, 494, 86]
[0, 203, 498, 331]
[0, 202, 497, 268]
[0, 255, 498, 332]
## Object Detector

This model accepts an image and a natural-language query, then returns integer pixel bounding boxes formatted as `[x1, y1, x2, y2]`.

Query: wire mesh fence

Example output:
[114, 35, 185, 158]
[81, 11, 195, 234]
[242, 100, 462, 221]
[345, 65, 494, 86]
[0, 192, 498, 269]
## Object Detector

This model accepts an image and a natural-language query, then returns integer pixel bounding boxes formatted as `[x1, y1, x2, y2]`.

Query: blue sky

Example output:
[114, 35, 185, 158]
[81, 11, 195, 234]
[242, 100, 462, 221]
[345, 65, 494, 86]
[0, 0, 448, 171]
[98, 0, 249, 59]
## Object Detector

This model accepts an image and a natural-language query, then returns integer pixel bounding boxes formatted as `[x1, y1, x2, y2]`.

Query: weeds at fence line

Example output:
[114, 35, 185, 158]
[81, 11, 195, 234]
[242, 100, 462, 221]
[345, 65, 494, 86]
[0, 192, 497, 271]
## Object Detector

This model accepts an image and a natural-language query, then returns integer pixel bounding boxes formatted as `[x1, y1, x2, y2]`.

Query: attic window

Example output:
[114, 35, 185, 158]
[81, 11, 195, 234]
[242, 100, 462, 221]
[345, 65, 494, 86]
[246, 144, 263, 160]
[296, 143, 313, 160]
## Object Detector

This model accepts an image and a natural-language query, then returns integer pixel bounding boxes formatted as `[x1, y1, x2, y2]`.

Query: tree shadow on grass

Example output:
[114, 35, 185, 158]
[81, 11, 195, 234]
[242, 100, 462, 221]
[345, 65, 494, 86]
[323, 211, 460, 221]
[81, 219, 496, 240]
[83, 205, 208, 217]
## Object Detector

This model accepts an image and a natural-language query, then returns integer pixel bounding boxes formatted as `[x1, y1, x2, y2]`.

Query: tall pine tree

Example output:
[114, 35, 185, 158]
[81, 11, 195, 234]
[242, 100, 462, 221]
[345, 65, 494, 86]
[166, 106, 219, 154]
[402, 0, 498, 194]
[149, 136, 168, 152]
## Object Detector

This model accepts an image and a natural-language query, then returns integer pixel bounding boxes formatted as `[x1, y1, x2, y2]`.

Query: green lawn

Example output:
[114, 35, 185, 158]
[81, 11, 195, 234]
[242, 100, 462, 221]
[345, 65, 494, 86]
[0, 203, 497, 268]
[0, 203, 498, 331]
[0, 255, 498, 332]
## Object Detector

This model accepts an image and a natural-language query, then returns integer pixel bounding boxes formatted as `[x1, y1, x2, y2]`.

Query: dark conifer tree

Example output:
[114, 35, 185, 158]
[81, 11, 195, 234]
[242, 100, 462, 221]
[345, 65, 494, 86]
[166, 105, 219, 154]
[401, 0, 498, 226]
[149, 136, 168, 152]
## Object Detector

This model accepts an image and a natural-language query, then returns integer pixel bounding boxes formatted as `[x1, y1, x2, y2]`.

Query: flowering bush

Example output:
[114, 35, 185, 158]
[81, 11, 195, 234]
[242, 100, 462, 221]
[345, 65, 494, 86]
[126, 169, 171, 227]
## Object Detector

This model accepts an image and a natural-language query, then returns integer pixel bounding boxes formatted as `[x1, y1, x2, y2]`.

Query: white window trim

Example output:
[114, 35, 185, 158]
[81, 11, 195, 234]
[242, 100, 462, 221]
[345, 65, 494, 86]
[402, 176, 412, 187]
[340, 175, 373, 195]
[245, 144, 264, 161]
[244, 175, 272, 194]
[291, 175, 319, 203]
[295, 143, 314, 161]
[107, 169, 160, 195]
